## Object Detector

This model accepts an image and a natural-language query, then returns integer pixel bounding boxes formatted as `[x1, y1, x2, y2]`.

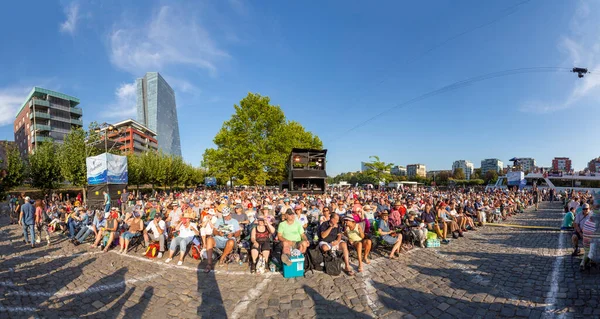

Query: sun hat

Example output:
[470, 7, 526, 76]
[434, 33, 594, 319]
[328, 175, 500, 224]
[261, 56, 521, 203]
[222, 206, 231, 216]
[344, 216, 355, 222]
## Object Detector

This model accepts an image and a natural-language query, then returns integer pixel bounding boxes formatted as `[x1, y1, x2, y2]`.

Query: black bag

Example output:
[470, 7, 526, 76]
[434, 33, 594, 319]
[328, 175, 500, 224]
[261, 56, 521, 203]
[305, 248, 324, 273]
[323, 252, 342, 276]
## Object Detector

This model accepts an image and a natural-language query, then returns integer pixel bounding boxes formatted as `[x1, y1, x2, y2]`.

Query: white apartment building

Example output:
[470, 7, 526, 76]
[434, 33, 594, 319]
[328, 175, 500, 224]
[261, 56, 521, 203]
[452, 160, 475, 180]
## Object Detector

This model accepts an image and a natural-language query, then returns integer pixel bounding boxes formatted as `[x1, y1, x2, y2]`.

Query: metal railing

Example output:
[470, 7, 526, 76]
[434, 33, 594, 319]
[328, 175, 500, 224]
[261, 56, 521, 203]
[30, 124, 52, 132]
[30, 112, 50, 120]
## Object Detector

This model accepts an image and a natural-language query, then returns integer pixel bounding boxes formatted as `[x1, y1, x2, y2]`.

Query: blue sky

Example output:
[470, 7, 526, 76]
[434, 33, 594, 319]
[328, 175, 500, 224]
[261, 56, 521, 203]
[0, 0, 599, 175]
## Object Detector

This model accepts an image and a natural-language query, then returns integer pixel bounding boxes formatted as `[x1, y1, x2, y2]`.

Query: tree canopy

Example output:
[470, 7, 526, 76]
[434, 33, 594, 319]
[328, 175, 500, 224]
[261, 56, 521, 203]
[29, 142, 62, 193]
[363, 155, 393, 184]
[453, 167, 466, 180]
[203, 93, 322, 186]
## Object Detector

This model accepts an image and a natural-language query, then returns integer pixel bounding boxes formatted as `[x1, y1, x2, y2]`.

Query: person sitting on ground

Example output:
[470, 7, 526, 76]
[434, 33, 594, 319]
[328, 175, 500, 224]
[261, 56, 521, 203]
[199, 209, 217, 250]
[143, 213, 166, 258]
[457, 206, 476, 231]
[344, 216, 372, 272]
[405, 210, 428, 248]
[93, 211, 119, 252]
[318, 213, 354, 275]
[73, 211, 105, 246]
[117, 210, 144, 254]
[319, 207, 331, 225]
[446, 202, 466, 234]
[231, 205, 249, 234]
[572, 203, 591, 256]
[562, 207, 575, 231]
[250, 215, 275, 273]
[350, 206, 371, 235]
[377, 211, 404, 259]
[205, 207, 241, 272]
[363, 205, 375, 225]
[278, 208, 310, 266]
[438, 202, 461, 239]
[165, 218, 200, 265]
[294, 206, 309, 229]
[166, 202, 182, 231]
[421, 203, 448, 244]
[389, 202, 404, 228]
[67, 207, 86, 239]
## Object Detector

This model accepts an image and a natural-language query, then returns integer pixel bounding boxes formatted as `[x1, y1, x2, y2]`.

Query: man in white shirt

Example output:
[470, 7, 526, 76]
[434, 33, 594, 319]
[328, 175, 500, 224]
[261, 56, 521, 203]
[143, 214, 166, 258]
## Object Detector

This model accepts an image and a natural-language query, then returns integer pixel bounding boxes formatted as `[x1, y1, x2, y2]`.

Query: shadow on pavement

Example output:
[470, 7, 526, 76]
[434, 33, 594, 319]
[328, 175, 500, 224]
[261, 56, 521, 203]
[303, 284, 371, 319]
[371, 280, 545, 318]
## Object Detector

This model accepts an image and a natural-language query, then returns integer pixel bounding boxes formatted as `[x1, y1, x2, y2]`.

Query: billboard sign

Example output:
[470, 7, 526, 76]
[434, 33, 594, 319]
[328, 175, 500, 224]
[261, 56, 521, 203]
[86, 153, 128, 185]
[205, 177, 217, 186]
[507, 171, 524, 186]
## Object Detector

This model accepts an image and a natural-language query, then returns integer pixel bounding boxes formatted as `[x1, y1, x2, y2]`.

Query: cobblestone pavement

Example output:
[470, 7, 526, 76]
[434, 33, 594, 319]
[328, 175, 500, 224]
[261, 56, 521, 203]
[1, 202, 599, 318]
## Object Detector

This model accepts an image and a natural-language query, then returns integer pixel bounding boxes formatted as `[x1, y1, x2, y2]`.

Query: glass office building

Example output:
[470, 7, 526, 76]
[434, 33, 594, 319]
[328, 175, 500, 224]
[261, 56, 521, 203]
[136, 72, 182, 157]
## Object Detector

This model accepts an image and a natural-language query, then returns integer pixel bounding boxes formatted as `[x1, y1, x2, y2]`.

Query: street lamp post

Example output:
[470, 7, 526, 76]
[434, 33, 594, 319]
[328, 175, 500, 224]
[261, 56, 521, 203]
[89, 123, 120, 209]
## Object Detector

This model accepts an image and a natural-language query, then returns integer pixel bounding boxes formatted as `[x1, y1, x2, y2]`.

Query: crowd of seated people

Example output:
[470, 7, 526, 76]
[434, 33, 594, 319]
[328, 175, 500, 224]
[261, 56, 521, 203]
[12, 185, 574, 276]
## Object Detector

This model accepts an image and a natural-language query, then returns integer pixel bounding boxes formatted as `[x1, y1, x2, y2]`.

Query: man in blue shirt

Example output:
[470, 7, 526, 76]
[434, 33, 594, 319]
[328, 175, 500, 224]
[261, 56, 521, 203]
[19, 196, 35, 248]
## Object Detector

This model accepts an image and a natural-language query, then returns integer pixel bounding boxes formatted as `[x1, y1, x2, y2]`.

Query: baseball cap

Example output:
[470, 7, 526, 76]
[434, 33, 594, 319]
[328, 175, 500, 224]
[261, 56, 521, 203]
[583, 203, 590, 209]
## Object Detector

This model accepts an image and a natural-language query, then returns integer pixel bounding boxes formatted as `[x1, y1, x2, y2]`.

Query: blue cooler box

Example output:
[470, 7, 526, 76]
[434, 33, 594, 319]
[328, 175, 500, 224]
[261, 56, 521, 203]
[283, 254, 305, 278]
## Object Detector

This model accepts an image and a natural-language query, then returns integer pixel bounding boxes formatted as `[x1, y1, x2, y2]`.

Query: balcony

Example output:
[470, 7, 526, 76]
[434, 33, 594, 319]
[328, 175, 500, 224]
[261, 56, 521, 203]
[71, 107, 83, 115]
[30, 112, 50, 120]
[32, 99, 50, 108]
[71, 118, 83, 126]
[30, 124, 52, 132]
[34, 136, 53, 143]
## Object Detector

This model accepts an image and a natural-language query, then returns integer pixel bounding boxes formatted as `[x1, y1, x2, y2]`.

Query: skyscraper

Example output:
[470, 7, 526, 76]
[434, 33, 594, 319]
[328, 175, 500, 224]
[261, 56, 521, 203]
[136, 72, 182, 157]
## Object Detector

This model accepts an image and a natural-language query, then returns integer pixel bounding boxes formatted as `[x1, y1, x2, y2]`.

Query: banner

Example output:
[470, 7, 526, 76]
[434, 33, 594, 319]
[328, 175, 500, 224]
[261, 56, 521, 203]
[86, 154, 107, 185]
[507, 171, 524, 186]
[107, 153, 128, 184]
[86, 153, 128, 185]
[205, 177, 217, 186]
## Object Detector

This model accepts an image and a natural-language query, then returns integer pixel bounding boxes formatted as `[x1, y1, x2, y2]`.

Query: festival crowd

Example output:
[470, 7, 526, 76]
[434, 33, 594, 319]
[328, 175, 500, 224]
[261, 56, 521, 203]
[7, 185, 599, 275]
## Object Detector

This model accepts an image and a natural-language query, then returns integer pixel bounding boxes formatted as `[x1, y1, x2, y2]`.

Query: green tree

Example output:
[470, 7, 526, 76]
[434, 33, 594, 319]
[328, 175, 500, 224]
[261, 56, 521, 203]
[364, 156, 393, 184]
[58, 128, 89, 202]
[472, 168, 482, 180]
[203, 93, 322, 186]
[2, 144, 27, 189]
[29, 142, 62, 194]
[484, 170, 499, 184]
[453, 168, 465, 180]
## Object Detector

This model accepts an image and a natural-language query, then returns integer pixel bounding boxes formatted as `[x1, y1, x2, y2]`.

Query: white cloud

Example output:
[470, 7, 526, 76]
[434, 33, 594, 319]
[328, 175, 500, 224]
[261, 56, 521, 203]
[520, 0, 600, 114]
[101, 82, 137, 119]
[60, 2, 80, 34]
[109, 5, 229, 75]
[0, 87, 31, 126]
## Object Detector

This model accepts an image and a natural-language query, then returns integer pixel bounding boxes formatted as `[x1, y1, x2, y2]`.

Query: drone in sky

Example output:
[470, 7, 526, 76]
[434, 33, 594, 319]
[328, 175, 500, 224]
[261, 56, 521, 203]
[572, 67, 588, 78]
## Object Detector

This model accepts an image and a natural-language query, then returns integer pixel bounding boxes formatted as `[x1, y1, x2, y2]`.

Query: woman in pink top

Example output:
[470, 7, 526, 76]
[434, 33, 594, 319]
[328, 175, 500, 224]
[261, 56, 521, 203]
[35, 199, 51, 246]
[350, 206, 371, 234]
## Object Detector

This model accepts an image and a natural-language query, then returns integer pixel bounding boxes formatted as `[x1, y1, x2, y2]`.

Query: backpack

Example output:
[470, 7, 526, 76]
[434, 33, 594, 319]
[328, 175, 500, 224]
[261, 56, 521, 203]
[145, 243, 160, 258]
[305, 247, 324, 273]
[323, 251, 342, 276]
